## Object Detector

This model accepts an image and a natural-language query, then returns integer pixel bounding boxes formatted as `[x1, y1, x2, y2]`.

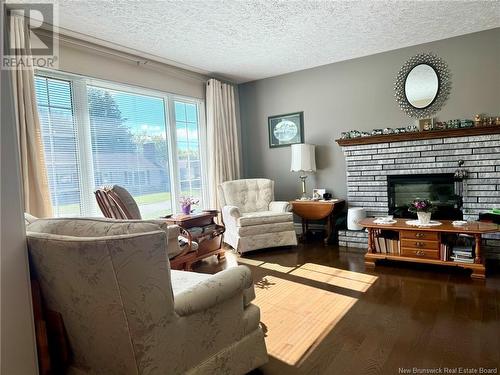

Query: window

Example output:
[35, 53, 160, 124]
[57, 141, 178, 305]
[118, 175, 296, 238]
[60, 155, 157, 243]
[35, 76, 82, 216]
[175, 101, 203, 203]
[34, 72, 206, 218]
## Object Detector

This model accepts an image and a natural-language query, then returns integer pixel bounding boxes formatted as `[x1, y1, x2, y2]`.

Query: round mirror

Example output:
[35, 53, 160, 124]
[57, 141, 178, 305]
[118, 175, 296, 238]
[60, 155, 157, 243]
[395, 53, 450, 118]
[404, 64, 439, 109]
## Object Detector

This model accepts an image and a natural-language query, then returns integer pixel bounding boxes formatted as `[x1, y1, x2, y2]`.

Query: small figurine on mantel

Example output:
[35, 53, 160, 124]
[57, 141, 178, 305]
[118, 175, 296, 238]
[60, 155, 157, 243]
[496, 117, 500, 126]
[434, 121, 447, 130]
[423, 120, 433, 131]
[474, 114, 483, 127]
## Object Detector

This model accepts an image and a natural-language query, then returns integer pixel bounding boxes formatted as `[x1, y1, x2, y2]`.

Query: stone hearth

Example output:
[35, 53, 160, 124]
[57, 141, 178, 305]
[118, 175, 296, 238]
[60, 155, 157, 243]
[338, 133, 500, 258]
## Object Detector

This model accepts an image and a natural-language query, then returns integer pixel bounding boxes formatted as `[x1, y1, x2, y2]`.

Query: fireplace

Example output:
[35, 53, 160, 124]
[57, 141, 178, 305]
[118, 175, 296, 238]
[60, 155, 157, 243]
[338, 133, 500, 257]
[387, 174, 463, 220]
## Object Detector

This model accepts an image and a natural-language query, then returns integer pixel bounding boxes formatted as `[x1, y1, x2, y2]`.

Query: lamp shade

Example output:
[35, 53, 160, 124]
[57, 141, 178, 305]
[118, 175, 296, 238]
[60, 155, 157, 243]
[290, 144, 316, 172]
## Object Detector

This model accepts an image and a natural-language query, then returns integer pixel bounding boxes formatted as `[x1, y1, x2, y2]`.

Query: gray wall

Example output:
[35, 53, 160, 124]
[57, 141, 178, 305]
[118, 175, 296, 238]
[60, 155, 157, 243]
[238, 28, 500, 201]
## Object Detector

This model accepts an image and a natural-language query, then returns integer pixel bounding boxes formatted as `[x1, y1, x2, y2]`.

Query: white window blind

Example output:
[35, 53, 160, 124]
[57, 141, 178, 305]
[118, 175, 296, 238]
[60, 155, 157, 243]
[174, 100, 203, 205]
[35, 76, 82, 216]
[34, 71, 207, 218]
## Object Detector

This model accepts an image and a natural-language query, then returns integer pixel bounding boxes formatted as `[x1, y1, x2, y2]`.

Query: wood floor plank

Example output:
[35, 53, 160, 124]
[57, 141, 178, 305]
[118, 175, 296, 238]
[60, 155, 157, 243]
[194, 242, 500, 375]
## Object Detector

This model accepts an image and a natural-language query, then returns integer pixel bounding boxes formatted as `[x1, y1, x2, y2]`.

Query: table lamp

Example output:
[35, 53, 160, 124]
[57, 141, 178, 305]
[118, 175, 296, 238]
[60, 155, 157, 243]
[290, 143, 316, 200]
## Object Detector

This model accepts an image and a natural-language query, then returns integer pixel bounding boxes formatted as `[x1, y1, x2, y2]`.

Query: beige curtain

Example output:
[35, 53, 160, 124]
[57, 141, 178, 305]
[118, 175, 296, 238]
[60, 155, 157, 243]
[10, 15, 52, 217]
[206, 78, 241, 209]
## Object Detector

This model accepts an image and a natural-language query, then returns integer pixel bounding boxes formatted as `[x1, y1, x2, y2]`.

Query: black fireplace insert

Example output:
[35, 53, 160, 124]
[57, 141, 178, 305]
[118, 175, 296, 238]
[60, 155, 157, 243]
[387, 174, 463, 220]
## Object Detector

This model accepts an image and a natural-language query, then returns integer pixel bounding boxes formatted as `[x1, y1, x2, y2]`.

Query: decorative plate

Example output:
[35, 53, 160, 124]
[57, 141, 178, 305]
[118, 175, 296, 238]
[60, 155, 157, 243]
[273, 120, 298, 142]
[406, 220, 442, 227]
[374, 219, 397, 225]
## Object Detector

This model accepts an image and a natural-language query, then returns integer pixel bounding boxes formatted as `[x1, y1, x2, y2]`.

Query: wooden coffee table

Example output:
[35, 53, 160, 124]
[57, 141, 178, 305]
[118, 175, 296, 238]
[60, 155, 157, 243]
[360, 218, 499, 279]
[291, 199, 345, 244]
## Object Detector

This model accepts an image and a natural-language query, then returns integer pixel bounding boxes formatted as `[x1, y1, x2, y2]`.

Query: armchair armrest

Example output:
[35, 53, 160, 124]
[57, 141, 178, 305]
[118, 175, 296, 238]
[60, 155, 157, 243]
[269, 201, 292, 213]
[222, 205, 241, 218]
[174, 265, 253, 316]
[221, 205, 241, 227]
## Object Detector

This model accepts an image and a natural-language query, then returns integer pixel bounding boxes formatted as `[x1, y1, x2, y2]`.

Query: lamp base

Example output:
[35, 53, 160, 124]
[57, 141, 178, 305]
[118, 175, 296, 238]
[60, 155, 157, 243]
[298, 175, 308, 200]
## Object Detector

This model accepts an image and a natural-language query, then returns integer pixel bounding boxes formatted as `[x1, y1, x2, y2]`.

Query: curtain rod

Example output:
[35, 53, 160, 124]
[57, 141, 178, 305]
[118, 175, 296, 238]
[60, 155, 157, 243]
[207, 78, 236, 87]
[35, 27, 213, 84]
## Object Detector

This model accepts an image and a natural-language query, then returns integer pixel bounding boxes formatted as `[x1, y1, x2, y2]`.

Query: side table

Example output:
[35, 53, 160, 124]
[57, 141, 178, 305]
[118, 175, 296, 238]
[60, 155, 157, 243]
[290, 199, 345, 244]
[164, 211, 225, 269]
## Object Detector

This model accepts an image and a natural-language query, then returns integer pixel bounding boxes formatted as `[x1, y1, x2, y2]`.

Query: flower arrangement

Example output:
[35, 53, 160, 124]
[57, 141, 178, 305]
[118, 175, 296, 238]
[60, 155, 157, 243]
[179, 196, 199, 214]
[408, 199, 436, 213]
[408, 198, 436, 224]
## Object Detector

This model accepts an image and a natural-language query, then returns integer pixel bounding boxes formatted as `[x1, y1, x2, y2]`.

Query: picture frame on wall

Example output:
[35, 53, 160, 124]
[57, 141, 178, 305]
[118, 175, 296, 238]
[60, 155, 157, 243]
[268, 111, 304, 148]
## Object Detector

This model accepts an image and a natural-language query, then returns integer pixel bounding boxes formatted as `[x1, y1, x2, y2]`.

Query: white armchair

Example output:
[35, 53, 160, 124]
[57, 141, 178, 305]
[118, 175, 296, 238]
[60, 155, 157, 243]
[218, 178, 298, 253]
[26, 217, 268, 374]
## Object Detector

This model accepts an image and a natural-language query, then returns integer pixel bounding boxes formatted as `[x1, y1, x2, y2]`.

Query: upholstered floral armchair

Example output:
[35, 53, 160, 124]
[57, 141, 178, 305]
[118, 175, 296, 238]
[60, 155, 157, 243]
[26, 217, 268, 375]
[218, 178, 298, 253]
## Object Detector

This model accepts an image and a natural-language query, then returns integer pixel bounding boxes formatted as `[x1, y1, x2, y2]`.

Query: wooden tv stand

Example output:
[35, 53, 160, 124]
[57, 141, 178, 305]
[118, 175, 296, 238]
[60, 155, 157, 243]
[359, 218, 499, 279]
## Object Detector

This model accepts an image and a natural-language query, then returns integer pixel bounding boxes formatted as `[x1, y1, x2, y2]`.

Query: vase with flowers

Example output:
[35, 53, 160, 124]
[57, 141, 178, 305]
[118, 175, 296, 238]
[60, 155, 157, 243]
[180, 196, 199, 215]
[408, 198, 436, 224]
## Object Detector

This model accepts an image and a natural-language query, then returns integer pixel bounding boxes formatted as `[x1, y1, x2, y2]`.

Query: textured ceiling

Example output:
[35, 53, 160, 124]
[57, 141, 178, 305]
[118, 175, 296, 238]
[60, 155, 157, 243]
[55, 0, 499, 83]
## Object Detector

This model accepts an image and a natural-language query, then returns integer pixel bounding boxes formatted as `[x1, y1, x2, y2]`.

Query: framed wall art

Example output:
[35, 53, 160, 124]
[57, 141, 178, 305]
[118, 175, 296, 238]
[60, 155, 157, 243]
[268, 111, 304, 148]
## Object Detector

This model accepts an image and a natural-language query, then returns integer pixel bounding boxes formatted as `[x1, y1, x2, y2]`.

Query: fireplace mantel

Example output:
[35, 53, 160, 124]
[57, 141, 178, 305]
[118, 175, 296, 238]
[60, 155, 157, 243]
[335, 125, 500, 146]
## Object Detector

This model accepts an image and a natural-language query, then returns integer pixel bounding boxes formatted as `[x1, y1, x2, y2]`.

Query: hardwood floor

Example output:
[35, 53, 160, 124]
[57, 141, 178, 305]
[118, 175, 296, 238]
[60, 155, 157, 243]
[194, 241, 500, 375]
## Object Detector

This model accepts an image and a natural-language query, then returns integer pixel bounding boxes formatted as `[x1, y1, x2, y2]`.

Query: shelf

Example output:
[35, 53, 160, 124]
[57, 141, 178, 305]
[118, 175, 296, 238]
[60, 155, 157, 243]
[335, 125, 500, 146]
[365, 252, 485, 279]
[187, 225, 225, 241]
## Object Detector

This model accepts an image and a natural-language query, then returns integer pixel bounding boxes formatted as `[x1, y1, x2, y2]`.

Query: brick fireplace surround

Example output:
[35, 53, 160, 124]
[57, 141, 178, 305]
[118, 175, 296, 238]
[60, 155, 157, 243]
[338, 133, 500, 258]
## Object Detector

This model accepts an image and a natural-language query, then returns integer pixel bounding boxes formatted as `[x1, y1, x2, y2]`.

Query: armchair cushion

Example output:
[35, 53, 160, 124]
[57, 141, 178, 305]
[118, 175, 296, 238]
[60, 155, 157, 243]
[174, 266, 253, 316]
[237, 211, 293, 227]
[269, 201, 292, 213]
[171, 269, 256, 308]
[170, 270, 211, 295]
[218, 179, 274, 213]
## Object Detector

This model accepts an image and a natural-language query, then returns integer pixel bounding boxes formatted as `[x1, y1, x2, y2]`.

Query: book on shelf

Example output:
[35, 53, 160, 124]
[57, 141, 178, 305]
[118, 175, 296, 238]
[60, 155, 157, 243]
[440, 243, 451, 261]
[452, 250, 473, 257]
[439, 233, 476, 262]
[453, 254, 472, 259]
[450, 256, 475, 264]
[376, 236, 386, 253]
[375, 230, 400, 255]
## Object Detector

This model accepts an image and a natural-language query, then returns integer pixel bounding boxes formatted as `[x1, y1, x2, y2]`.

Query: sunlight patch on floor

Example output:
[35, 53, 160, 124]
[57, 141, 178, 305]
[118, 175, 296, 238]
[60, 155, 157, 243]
[259, 262, 297, 273]
[254, 275, 357, 366]
[238, 255, 378, 293]
[237, 257, 265, 267]
[238, 257, 297, 272]
[289, 263, 378, 292]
